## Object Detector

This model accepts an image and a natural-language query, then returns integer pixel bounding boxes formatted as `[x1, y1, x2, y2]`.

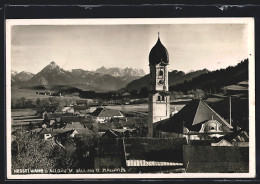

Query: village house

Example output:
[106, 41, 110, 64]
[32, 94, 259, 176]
[62, 121, 92, 135]
[55, 106, 75, 114]
[91, 107, 125, 123]
[34, 127, 53, 140]
[36, 105, 59, 118]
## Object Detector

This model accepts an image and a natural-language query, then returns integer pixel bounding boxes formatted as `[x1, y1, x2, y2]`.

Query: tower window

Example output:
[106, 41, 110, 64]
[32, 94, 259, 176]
[162, 96, 165, 101]
[157, 96, 161, 101]
[159, 70, 163, 76]
[158, 68, 164, 79]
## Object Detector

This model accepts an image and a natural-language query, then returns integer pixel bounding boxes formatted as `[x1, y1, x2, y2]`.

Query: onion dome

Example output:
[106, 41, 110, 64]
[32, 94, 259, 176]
[149, 34, 169, 66]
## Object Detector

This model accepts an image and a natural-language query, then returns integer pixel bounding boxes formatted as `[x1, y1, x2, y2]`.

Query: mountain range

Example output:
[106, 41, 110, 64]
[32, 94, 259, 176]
[11, 62, 146, 91]
[94, 66, 145, 77]
[11, 59, 248, 94]
[11, 71, 35, 84]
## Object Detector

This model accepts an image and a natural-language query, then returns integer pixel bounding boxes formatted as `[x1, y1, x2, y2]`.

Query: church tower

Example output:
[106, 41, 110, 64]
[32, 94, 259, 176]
[148, 33, 170, 138]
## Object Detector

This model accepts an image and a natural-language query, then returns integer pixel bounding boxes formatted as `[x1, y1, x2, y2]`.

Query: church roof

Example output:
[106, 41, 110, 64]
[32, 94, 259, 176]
[155, 99, 233, 133]
[149, 36, 169, 66]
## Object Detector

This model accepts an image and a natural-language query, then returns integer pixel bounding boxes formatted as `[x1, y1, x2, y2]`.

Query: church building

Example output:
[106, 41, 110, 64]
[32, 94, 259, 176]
[147, 34, 233, 139]
[148, 33, 170, 137]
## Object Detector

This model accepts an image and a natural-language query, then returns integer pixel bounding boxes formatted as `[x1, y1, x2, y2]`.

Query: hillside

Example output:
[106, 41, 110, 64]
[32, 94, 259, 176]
[170, 59, 248, 93]
[123, 69, 209, 92]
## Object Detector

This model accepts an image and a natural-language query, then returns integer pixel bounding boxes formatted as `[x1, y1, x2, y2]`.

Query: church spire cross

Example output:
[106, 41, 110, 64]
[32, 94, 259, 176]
[158, 32, 160, 38]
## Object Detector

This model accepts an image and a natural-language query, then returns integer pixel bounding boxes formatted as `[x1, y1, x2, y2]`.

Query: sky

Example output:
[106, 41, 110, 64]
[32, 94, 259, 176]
[11, 23, 250, 74]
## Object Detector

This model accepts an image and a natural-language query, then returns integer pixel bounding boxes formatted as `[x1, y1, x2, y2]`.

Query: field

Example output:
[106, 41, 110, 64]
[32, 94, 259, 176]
[11, 108, 37, 117]
[11, 88, 51, 100]
[105, 104, 185, 113]
[11, 87, 87, 102]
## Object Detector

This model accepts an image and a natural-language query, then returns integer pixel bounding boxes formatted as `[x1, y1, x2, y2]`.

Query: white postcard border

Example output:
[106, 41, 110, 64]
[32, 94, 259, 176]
[6, 18, 255, 179]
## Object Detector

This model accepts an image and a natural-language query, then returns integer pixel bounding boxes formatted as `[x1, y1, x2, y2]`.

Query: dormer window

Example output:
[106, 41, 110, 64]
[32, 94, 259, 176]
[209, 126, 215, 130]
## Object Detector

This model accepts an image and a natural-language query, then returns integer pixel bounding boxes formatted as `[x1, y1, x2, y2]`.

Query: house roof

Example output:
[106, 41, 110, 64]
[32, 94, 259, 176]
[46, 113, 61, 119]
[61, 116, 85, 123]
[55, 106, 74, 113]
[112, 129, 136, 133]
[220, 129, 249, 143]
[37, 128, 52, 135]
[64, 122, 85, 129]
[63, 122, 92, 134]
[102, 129, 119, 138]
[91, 107, 124, 118]
[155, 99, 232, 133]
[126, 160, 183, 167]
[73, 105, 90, 111]
[38, 105, 58, 113]
[120, 117, 148, 129]
[111, 122, 123, 129]
[211, 139, 233, 146]
[97, 123, 116, 132]
[54, 129, 75, 138]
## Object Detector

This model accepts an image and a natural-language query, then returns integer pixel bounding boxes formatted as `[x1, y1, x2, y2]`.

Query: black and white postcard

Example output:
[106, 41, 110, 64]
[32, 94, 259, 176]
[6, 18, 255, 179]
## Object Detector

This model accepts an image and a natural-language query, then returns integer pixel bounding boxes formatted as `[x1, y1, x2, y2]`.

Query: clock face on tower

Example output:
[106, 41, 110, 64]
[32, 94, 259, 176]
[158, 79, 164, 85]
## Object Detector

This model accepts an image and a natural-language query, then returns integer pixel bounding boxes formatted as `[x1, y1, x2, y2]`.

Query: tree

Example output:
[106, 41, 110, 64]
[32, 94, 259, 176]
[51, 138, 77, 169]
[11, 131, 55, 172]
[36, 98, 41, 105]
[139, 87, 149, 98]
[19, 97, 26, 108]
[130, 90, 138, 98]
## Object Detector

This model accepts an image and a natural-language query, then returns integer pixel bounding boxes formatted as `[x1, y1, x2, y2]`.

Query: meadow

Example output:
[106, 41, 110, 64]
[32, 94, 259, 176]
[105, 104, 185, 113]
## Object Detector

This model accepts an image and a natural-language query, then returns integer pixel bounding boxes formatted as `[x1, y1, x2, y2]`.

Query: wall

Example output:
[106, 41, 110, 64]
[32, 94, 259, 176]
[94, 155, 124, 172]
[183, 145, 249, 173]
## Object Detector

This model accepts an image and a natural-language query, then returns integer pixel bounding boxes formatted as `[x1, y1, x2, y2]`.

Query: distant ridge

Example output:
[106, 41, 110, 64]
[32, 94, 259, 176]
[95, 66, 145, 77]
[123, 69, 209, 92]
[170, 59, 248, 93]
